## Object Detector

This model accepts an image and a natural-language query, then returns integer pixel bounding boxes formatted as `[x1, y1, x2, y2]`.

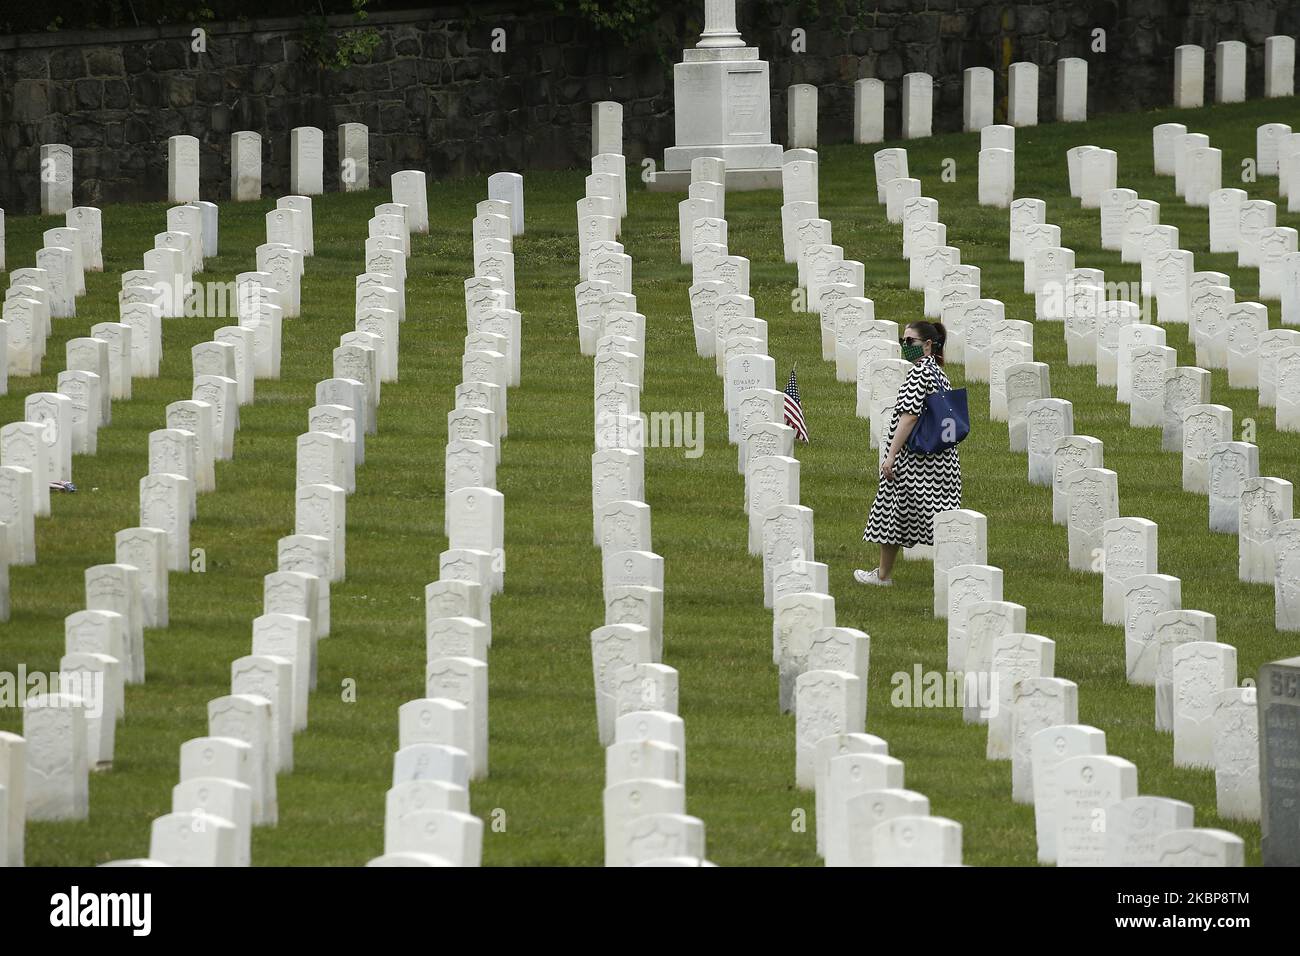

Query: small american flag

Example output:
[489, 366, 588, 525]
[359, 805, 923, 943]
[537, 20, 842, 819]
[783, 367, 809, 442]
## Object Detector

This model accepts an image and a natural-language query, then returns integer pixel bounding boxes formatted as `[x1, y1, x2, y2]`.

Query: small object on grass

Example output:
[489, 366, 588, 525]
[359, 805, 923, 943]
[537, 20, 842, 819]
[50, 480, 78, 493]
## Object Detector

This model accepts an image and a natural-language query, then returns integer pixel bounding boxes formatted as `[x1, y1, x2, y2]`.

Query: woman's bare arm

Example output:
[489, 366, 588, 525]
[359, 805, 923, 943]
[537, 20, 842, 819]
[883, 412, 919, 478]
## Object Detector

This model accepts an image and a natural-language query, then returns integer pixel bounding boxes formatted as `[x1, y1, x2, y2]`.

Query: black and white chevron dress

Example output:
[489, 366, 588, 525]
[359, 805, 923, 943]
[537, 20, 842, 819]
[863, 355, 962, 548]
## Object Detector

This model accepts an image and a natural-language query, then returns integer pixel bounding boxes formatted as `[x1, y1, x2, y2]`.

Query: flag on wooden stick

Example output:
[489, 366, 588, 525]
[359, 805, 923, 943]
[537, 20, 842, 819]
[783, 366, 809, 442]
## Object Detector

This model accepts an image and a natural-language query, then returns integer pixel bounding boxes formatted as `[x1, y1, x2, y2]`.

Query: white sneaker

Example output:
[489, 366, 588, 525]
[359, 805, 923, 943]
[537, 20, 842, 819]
[853, 568, 893, 587]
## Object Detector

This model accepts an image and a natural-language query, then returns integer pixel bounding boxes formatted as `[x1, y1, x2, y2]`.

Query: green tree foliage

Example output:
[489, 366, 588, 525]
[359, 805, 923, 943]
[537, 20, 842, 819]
[301, 0, 382, 72]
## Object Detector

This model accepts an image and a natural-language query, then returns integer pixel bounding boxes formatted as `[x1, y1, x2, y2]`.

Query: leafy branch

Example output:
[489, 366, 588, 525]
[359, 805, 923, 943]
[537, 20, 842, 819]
[301, 0, 381, 72]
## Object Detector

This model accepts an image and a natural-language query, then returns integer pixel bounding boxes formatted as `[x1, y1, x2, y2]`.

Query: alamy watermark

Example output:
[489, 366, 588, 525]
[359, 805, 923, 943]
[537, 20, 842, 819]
[595, 409, 705, 459]
[50, 885, 150, 935]
[0, 666, 106, 719]
[125, 279, 276, 320]
[890, 665, 1001, 718]
[1037, 278, 1155, 322]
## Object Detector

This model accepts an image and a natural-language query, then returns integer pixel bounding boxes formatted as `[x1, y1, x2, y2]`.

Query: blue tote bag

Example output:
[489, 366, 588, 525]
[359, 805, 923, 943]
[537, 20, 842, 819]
[906, 385, 970, 454]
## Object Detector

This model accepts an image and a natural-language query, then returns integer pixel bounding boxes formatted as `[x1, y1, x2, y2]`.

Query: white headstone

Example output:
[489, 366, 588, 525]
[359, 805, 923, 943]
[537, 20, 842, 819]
[1239, 477, 1294, 584]
[1009, 198, 1046, 262]
[772, 592, 837, 712]
[231, 655, 294, 773]
[854, 78, 884, 144]
[0, 466, 35, 566]
[1123, 573, 1183, 684]
[1100, 517, 1158, 626]
[1212, 686, 1260, 820]
[1278, 346, 1300, 432]
[231, 131, 262, 200]
[1031, 724, 1107, 863]
[1055, 57, 1087, 121]
[148, 428, 198, 518]
[946, 564, 1004, 672]
[963, 67, 994, 131]
[761, 506, 816, 607]
[166, 400, 216, 493]
[592, 100, 623, 156]
[1172, 641, 1237, 768]
[978, 148, 1014, 208]
[1207, 441, 1259, 534]
[424, 657, 489, 780]
[23, 693, 89, 820]
[24, 392, 72, 484]
[901, 73, 932, 139]
[1275, 520, 1300, 631]
[66, 206, 103, 271]
[1008, 62, 1038, 127]
[873, 148, 909, 204]
[208, 693, 276, 825]
[871, 816, 962, 866]
[824, 753, 905, 866]
[391, 170, 429, 234]
[1181, 403, 1232, 494]
[1263, 33, 1294, 99]
[1064, 466, 1119, 571]
[290, 126, 324, 195]
[1174, 44, 1205, 108]
[337, 122, 368, 191]
[1, 423, 49, 517]
[1152, 609, 1217, 731]
[1155, 828, 1245, 866]
[1102, 795, 1194, 866]
[171, 777, 252, 866]
[295, 483, 346, 583]
[149, 811, 237, 867]
[603, 780, 685, 868]
[787, 83, 818, 147]
[1152, 123, 1187, 176]
[1215, 40, 1246, 103]
[1079, 148, 1117, 208]
[139, 473, 191, 573]
[40, 144, 74, 215]
[794, 670, 864, 789]
[1010, 677, 1079, 803]
[0, 731, 25, 865]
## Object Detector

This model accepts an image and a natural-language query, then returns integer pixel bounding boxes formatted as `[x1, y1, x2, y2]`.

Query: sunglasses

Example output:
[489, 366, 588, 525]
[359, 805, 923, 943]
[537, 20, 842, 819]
[899, 336, 922, 346]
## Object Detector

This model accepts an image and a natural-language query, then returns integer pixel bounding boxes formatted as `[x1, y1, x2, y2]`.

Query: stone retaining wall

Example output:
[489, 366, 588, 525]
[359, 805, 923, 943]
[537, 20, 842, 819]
[0, 2, 1294, 211]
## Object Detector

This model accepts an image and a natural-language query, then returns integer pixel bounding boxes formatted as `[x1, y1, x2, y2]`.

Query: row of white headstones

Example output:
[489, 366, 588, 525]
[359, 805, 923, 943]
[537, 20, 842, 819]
[873, 121, 1300, 614]
[32, 124, 375, 221]
[0, 163, 460, 865]
[861, 124, 1266, 862]
[4, 163, 449, 551]
[831, 36, 1298, 149]
[128, 169, 459, 865]
[707, 131, 1258, 862]
[0, 195, 231, 863]
[671, 150, 966, 865]
[787, 147, 1100, 866]
[0, 179, 322, 864]
[0, 216, 89, 632]
[366, 171, 530, 868]
[577, 133, 722, 867]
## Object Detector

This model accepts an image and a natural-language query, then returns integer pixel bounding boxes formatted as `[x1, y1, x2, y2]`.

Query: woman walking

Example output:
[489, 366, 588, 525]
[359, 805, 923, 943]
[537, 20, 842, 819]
[855, 320, 963, 586]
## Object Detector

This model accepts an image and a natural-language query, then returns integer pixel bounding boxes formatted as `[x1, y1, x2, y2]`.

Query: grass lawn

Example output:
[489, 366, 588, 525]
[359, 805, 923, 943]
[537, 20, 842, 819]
[1, 92, 1297, 865]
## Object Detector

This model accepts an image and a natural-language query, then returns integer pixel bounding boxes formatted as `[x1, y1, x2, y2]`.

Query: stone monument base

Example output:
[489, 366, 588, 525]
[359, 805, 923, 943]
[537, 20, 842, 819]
[649, 146, 784, 192]
[653, 42, 783, 192]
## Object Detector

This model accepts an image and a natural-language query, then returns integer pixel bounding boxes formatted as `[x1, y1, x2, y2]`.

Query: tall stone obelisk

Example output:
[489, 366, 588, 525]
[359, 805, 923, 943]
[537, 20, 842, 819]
[652, 0, 783, 191]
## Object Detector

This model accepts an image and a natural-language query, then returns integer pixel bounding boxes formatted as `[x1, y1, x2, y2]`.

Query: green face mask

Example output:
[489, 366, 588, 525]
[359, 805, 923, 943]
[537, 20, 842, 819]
[902, 342, 925, 362]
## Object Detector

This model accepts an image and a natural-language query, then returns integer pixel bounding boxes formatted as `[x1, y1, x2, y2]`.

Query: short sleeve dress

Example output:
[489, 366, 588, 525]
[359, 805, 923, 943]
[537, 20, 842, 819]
[862, 355, 963, 548]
